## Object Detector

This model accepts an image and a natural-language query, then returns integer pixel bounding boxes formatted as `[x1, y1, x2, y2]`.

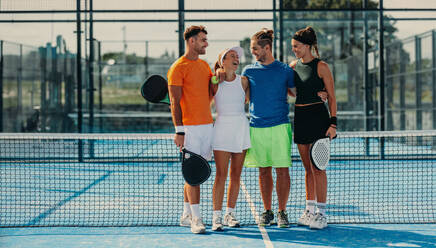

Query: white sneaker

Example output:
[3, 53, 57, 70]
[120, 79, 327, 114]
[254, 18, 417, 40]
[223, 212, 240, 227]
[297, 210, 315, 226]
[180, 213, 191, 227]
[212, 215, 223, 231]
[191, 217, 206, 234]
[309, 213, 328, 229]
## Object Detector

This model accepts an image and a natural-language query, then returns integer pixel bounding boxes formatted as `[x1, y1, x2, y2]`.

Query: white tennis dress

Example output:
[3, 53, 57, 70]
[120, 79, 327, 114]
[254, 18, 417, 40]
[212, 75, 251, 153]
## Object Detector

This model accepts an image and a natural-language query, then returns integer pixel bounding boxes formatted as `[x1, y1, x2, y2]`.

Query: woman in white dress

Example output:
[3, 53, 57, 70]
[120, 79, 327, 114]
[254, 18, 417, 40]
[210, 47, 250, 231]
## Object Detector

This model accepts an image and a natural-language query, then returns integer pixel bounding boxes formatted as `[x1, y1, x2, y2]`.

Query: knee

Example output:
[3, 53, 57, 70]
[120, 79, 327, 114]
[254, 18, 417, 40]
[259, 168, 271, 178]
[215, 170, 227, 183]
[229, 172, 241, 183]
[276, 168, 289, 179]
[305, 168, 314, 177]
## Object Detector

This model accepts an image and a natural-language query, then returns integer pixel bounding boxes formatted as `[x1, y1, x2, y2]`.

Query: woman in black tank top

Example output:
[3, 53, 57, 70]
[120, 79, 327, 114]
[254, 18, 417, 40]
[290, 26, 337, 229]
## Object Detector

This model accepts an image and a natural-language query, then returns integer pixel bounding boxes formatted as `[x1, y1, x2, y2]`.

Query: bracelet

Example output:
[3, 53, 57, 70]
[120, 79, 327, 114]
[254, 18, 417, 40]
[330, 116, 337, 126]
[176, 132, 185, 135]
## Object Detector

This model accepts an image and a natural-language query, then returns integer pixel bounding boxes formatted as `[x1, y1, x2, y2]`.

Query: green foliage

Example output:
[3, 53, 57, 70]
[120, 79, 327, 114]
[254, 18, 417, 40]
[283, 0, 378, 9]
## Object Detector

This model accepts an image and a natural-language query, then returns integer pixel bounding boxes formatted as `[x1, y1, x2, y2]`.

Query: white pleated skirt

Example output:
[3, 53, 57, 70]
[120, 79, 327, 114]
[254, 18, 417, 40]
[212, 114, 251, 153]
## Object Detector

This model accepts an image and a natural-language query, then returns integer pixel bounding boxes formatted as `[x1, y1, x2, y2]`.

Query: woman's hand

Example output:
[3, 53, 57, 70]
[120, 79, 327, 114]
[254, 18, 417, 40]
[215, 68, 226, 83]
[325, 125, 336, 140]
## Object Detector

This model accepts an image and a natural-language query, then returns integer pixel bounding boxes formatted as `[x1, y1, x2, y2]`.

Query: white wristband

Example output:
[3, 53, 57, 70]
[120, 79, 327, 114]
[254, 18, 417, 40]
[175, 126, 185, 133]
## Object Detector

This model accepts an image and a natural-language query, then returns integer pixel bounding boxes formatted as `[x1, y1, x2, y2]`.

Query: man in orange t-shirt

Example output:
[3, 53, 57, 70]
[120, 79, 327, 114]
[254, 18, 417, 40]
[167, 25, 213, 234]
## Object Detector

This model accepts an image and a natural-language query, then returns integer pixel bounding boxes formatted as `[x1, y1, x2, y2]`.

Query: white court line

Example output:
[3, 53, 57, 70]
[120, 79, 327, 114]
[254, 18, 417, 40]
[240, 180, 274, 248]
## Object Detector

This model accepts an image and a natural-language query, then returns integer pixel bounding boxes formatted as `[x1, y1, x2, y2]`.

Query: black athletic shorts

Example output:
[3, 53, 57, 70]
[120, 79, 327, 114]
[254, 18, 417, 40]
[293, 103, 330, 144]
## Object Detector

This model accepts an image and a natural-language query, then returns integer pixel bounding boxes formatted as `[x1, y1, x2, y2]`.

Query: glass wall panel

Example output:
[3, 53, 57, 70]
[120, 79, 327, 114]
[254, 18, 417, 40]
[185, 0, 272, 10]
[283, 10, 379, 131]
[93, 0, 178, 10]
[1, 1, 436, 133]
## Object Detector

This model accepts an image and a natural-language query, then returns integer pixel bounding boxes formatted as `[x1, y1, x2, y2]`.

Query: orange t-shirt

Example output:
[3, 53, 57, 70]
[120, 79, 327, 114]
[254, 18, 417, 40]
[167, 56, 213, 125]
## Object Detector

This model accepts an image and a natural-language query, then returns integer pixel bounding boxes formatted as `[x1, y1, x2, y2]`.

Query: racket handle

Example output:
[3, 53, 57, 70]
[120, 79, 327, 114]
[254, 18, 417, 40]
[211, 76, 219, 84]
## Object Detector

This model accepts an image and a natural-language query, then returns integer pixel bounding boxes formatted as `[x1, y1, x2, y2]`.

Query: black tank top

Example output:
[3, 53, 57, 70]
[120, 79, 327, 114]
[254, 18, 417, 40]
[294, 58, 325, 104]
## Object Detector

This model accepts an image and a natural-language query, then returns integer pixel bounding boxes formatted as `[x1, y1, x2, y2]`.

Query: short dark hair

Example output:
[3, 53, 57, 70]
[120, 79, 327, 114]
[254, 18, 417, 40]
[184, 25, 208, 41]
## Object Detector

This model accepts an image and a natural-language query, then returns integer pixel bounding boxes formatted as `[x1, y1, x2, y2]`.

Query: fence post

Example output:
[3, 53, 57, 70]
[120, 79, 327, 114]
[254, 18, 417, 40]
[17, 44, 23, 132]
[178, 0, 185, 57]
[399, 46, 406, 130]
[88, 0, 95, 134]
[0, 41, 3, 132]
[433, 30, 436, 133]
[378, 0, 385, 159]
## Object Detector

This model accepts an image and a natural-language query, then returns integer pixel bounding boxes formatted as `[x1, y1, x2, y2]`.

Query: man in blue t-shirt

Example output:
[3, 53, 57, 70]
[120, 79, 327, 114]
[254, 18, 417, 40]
[242, 28, 295, 228]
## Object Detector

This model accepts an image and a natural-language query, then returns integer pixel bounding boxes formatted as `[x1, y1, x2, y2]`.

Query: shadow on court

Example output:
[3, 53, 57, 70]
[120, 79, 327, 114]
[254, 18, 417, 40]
[264, 224, 436, 248]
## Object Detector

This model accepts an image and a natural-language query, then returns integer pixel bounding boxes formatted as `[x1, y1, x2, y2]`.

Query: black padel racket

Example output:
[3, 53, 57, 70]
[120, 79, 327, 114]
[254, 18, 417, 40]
[140, 75, 170, 104]
[181, 148, 211, 186]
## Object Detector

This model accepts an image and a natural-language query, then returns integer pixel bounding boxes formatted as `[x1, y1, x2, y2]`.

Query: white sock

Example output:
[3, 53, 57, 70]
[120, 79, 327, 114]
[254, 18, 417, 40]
[183, 202, 191, 216]
[225, 207, 234, 215]
[316, 202, 327, 215]
[213, 210, 222, 219]
[306, 200, 316, 214]
[190, 204, 201, 219]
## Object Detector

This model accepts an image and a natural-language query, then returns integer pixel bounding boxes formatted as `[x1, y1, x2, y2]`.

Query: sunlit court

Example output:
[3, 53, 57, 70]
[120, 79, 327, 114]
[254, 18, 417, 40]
[0, 1, 435, 248]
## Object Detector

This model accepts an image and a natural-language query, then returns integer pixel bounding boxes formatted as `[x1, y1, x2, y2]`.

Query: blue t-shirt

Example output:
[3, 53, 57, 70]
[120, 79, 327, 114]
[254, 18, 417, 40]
[242, 60, 295, 127]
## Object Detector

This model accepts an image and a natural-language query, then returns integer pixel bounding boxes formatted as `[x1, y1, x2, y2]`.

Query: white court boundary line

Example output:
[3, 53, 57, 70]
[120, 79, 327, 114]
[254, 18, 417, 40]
[240, 180, 274, 248]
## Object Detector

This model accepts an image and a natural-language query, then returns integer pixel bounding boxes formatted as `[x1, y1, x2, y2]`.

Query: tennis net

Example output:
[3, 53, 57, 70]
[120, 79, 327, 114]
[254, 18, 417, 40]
[0, 131, 435, 227]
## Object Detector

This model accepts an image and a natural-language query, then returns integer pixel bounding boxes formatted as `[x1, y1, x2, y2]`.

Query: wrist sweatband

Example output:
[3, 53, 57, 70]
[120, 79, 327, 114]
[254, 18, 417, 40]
[330, 117, 337, 126]
[175, 126, 184, 133]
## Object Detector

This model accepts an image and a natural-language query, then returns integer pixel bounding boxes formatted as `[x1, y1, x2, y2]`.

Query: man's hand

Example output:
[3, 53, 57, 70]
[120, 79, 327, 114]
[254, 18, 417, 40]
[174, 133, 184, 152]
[318, 90, 328, 102]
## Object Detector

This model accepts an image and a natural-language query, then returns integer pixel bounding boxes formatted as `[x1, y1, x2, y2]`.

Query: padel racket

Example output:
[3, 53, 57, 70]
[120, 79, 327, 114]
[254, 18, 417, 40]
[310, 135, 337, 171]
[141, 75, 170, 104]
[181, 148, 211, 186]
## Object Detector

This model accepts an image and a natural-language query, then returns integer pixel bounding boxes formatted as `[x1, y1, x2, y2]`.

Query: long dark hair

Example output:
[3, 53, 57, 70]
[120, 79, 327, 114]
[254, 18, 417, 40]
[293, 26, 320, 58]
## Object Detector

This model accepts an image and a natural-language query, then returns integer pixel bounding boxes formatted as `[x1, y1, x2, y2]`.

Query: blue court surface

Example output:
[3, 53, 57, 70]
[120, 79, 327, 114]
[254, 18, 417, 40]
[1, 224, 435, 248]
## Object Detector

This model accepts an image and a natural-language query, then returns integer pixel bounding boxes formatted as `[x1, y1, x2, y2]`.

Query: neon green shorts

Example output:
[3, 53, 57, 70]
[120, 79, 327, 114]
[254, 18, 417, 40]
[244, 123, 293, 168]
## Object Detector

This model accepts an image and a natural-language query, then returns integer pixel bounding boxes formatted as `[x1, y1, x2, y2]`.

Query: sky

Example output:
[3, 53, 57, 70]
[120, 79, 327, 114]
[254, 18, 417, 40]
[0, 0, 435, 63]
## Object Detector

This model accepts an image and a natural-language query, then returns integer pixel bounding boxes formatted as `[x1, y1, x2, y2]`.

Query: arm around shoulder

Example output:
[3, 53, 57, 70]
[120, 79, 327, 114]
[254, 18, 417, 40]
[241, 76, 250, 102]
[289, 60, 298, 69]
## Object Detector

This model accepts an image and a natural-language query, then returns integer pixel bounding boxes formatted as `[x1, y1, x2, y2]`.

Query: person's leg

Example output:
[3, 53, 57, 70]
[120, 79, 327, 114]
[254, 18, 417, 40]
[258, 166, 274, 226]
[179, 184, 192, 227]
[298, 144, 316, 203]
[259, 167, 273, 210]
[275, 167, 290, 228]
[212, 150, 231, 211]
[222, 151, 246, 228]
[227, 151, 245, 209]
[296, 144, 317, 226]
[275, 167, 290, 211]
[313, 163, 327, 220]
[310, 168, 328, 229]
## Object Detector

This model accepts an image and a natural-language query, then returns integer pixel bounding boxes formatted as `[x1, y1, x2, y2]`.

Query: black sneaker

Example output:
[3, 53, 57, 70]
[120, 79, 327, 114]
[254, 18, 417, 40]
[258, 210, 274, 226]
[277, 210, 290, 228]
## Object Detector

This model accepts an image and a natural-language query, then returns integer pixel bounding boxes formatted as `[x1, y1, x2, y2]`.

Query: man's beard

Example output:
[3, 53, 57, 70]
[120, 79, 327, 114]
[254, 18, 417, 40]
[256, 54, 265, 62]
[196, 47, 206, 55]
